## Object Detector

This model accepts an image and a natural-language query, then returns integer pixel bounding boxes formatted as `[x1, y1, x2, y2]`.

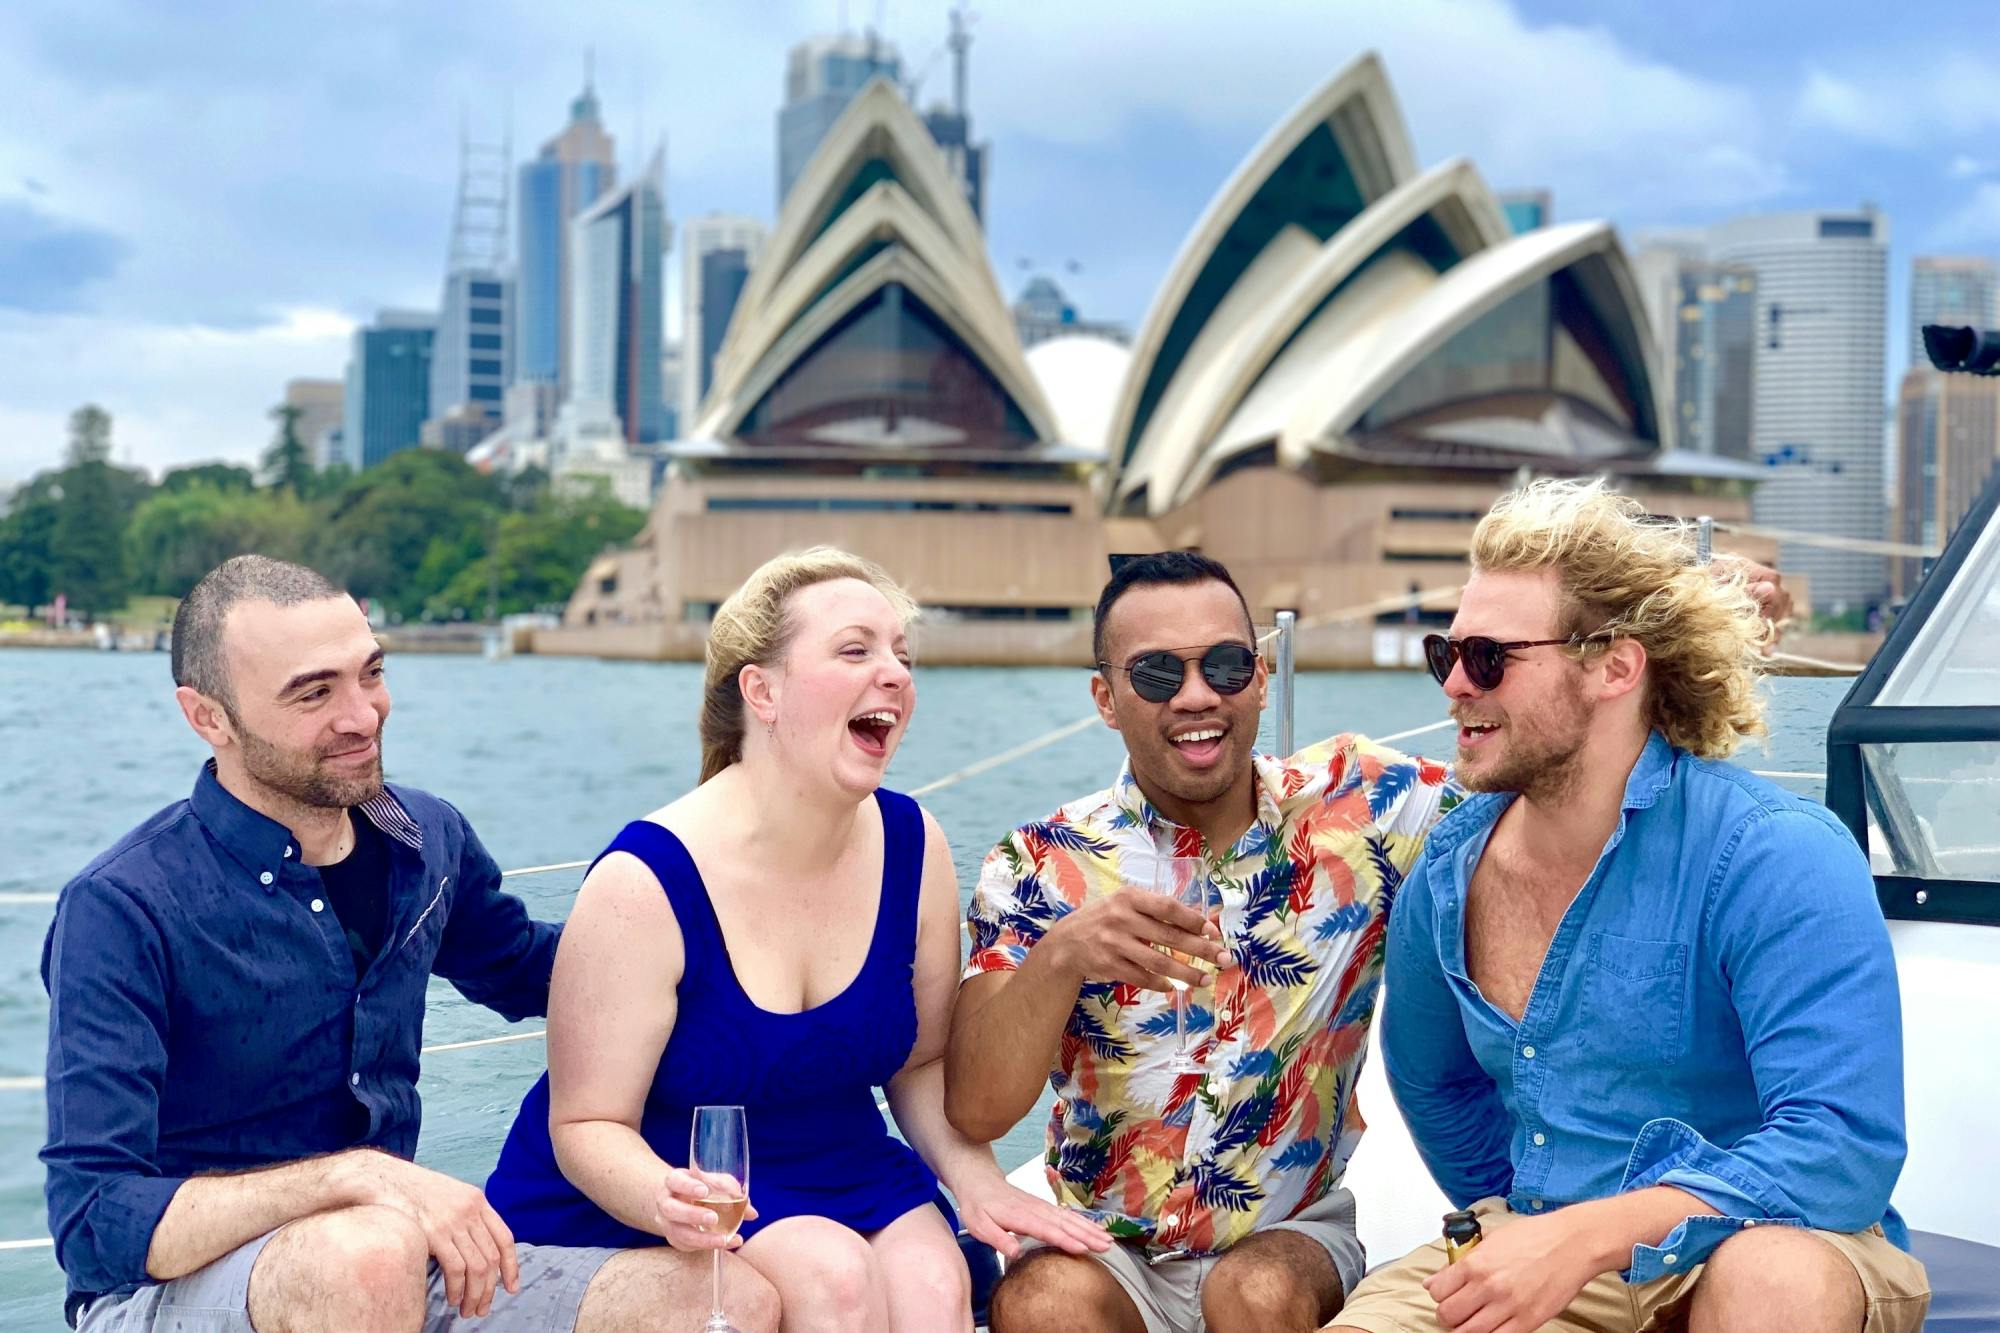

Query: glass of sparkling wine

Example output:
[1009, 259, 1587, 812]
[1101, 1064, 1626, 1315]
[691, 1105, 749, 1333]
[1153, 857, 1214, 1074]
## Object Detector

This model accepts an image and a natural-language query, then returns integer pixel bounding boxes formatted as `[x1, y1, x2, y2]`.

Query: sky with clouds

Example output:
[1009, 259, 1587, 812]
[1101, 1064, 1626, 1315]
[2, 0, 1996, 482]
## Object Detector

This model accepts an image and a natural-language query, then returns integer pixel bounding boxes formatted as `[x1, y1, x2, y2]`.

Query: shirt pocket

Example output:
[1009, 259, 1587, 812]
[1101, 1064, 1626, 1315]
[1581, 932, 1689, 1066]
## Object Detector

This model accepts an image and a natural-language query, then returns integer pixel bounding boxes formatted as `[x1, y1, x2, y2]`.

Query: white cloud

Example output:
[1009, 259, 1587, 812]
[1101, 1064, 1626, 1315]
[1795, 53, 2000, 148]
[0, 307, 353, 481]
[1948, 154, 1988, 180]
[1935, 181, 2000, 247]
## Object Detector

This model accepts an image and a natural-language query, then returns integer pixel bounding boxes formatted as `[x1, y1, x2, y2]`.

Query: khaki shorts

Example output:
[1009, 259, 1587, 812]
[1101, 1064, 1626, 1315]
[1014, 1187, 1366, 1333]
[74, 1227, 619, 1332]
[1334, 1196, 1930, 1333]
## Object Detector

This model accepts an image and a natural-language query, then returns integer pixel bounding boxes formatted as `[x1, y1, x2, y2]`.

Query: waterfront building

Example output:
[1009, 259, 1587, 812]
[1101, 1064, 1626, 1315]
[1707, 208, 1889, 611]
[569, 148, 668, 446]
[1496, 188, 1551, 234]
[342, 311, 435, 470]
[281, 378, 343, 468]
[680, 213, 769, 429]
[1894, 368, 2000, 598]
[551, 57, 1763, 660]
[1911, 256, 1998, 367]
[1672, 263, 1757, 460]
[778, 32, 903, 209]
[517, 75, 616, 395]
[1012, 275, 1129, 349]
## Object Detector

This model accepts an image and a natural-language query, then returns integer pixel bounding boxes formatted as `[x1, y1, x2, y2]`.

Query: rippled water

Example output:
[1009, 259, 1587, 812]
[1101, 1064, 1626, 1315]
[0, 649, 1852, 1327]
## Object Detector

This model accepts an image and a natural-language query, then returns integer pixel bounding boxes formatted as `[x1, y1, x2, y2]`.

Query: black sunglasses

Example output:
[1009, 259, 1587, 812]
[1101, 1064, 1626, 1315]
[1100, 642, 1259, 704]
[1422, 633, 1608, 691]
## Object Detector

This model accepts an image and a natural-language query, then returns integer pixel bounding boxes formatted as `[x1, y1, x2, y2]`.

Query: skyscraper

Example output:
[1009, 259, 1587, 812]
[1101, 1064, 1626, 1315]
[680, 213, 768, 430]
[1910, 256, 1998, 367]
[1707, 208, 1889, 610]
[517, 75, 616, 394]
[569, 148, 667, 445]
[1496, 188, 1552, 234]
[343, 311, 435, 471]
[429, 269, 511, 432]
[282, 378, 343, 468]
[777, 32, 903, 208]
[1894, 367, 2000, 597]
[1671, 263, 1757, 460]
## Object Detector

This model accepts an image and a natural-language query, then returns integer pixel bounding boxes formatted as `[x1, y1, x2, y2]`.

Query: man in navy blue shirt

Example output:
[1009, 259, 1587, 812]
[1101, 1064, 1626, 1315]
[1329, 482, 1929, 1333]
[43, 556, 776, 1332]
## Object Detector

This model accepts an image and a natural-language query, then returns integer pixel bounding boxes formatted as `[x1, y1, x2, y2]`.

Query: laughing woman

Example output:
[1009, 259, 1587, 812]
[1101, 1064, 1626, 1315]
[484, 547, 1106, 1333]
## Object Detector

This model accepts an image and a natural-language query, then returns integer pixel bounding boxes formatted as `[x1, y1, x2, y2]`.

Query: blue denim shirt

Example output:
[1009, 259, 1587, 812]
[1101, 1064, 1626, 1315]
[1383, 731, 1908, 1282]
[41, 763, 559, 1315]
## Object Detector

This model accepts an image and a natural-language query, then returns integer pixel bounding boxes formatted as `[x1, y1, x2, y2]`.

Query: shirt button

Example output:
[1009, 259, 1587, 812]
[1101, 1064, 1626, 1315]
[1162, 1213, 1179, 1229]
[1533, 1132, 1546, 1147]
[1207, 1076, 1227, 1097]
[258, 871, 274, 886]
[350, 1072, 361, 1086]
[1663, 1253, 1679, 1266]
[1217, 1008, 1233, 1022]
[310, 899, 325, 913]
[283, 845, 294, 858]
[1529, 1198, 1544, 1210]
[1742, 1219, 1758, 1228]
[1522, 1045, 1536, 1060]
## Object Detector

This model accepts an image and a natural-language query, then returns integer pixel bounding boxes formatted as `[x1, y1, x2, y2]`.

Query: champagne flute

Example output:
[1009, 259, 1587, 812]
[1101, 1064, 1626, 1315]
[690, 1105, 749, 1333]
[1152, 856, 1215, 1074]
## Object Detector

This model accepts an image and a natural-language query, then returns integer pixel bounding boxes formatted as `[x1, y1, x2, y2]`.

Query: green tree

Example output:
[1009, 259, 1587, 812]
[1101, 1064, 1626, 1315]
[311, 449, 504, 617]
[426, 491, 646, 619]
[48, 458, 131, 616]
[126, 483, 311, 598]
[0, 480, 60, 613]
[161, 461, 256, 494]
[262, 403, 314, 495]
[65, 404, 113, 466]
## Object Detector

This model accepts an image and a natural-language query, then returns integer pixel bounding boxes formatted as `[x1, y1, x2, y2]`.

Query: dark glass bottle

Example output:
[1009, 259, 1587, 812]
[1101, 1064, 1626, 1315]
[1443, 1209, 1483, 1263]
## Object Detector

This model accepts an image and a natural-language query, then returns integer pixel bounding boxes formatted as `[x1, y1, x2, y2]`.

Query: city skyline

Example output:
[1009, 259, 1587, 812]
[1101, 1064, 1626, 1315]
[5, 0, 2000, 479]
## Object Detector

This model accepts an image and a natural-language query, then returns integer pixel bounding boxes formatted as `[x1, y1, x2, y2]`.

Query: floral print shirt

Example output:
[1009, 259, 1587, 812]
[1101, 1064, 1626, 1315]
[964, 734, 1457, 1254]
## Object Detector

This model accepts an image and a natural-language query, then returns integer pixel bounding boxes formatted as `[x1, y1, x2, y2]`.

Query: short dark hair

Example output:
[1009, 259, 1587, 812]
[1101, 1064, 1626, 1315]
[172, 555, 346, 709]
[1092, 550, 1254, 669]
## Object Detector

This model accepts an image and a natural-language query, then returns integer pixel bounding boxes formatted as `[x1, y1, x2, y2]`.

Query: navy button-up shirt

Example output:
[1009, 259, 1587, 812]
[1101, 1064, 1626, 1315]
[41, 764, 559, 1313]
[1383, 732, 1909, 1282]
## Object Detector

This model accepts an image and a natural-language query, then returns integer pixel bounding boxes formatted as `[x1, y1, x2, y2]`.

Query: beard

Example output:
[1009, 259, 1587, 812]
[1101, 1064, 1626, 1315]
[233, 715, 386, 810]
[1457, 673, 1594, 803]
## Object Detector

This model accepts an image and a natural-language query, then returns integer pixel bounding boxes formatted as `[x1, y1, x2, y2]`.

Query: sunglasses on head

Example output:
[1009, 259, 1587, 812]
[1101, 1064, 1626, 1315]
[1101, 642, 1259, 704]
[1421, 632, 1610, 691]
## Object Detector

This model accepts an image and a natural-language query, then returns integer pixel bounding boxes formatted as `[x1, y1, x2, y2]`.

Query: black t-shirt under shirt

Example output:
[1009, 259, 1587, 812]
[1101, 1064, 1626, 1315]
[317, 813, 390, 979]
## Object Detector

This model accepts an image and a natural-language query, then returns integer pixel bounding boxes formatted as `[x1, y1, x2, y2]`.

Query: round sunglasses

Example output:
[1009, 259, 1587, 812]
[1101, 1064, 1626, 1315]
[1421, 632, 1609, 691]
[1100, 642, 1259, 703]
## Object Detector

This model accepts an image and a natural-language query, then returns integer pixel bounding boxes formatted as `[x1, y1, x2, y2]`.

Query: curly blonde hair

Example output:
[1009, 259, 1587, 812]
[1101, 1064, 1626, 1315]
[1470, 478, 1770, 758]
[698, 546, 919, 783]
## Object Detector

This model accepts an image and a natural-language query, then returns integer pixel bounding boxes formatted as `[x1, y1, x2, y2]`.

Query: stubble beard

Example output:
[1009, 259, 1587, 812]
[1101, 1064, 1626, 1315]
[1459, 679, 1594, 805]
[234, 717, 387, 810]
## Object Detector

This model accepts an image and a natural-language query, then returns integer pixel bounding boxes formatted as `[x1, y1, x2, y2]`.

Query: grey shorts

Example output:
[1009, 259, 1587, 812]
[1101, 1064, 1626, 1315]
[1012, 1187, 1366, 1333]
[74, 1228, 620, 1332]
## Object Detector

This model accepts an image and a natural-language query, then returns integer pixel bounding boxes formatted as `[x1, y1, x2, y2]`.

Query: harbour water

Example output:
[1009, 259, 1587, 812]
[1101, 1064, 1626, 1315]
[0, 649, 1851, 1328]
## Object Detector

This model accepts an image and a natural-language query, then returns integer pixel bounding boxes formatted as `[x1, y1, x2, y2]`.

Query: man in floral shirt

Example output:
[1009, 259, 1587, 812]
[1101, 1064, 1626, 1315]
[946, 551, 1456, 1333]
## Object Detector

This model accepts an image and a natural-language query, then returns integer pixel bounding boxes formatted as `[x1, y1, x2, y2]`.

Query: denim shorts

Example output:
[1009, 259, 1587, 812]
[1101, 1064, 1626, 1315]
[74, 1228, 620, 1332]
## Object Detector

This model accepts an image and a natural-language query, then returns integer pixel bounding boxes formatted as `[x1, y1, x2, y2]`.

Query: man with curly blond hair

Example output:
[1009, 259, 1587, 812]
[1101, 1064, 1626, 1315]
[1326, 480, 1930, 1333]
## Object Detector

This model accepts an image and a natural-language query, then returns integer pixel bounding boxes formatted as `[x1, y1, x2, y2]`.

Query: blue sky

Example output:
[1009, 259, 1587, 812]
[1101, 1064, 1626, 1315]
[3, 0, 1998, 480]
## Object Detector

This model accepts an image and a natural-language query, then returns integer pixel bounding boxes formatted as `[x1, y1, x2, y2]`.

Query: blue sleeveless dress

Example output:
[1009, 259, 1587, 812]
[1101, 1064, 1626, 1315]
[485, 788, 953, 1245]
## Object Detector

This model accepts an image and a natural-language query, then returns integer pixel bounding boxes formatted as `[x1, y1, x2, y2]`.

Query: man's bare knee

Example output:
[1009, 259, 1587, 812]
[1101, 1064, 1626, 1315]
[248, 1205, 428, 1333]
[1691, 1227, 1865, 1333]
[988, 1249, 1143, 1333]
[1202, 1232, 1339, 1333]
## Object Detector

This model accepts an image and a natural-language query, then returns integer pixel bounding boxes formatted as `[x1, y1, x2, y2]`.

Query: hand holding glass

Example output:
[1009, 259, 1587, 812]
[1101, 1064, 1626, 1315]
[1151, 857, 1216, 1073]
[691, 1105, 749, 1333]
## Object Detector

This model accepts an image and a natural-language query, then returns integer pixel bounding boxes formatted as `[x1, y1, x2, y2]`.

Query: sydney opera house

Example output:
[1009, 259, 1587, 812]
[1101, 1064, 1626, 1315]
[548, 54, 1767, 664]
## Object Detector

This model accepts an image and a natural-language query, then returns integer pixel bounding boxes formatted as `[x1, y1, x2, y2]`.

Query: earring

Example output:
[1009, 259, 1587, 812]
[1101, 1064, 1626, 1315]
[765, 718, 776, 741]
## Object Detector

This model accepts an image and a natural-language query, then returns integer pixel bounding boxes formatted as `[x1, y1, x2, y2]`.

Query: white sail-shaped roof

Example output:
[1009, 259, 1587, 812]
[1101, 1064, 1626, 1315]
[696, 78, 1056, 449]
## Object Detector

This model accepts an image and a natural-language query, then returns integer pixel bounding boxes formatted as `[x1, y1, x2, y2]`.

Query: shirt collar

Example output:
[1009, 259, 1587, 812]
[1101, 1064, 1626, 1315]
[1421, 729, 1682, 863]
[1109, 752, 1286, 856]
[190, 760, 423, 891]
